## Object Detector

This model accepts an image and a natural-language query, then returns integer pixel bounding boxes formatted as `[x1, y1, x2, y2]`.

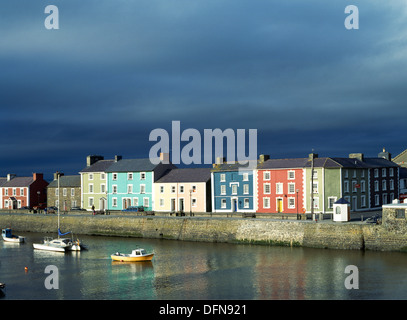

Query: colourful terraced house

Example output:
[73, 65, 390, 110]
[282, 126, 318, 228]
[105, 155, 176, 211]
[211, 157, 258, 213]
[256, 156, 307, 214]
[80, 155, 115, 211]
[153, 168, 212, 213]
[303, 152, 399, 214]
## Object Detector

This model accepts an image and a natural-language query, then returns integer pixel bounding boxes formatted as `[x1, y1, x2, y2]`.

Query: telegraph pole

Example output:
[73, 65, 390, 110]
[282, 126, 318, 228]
[310, 151, 315, 221]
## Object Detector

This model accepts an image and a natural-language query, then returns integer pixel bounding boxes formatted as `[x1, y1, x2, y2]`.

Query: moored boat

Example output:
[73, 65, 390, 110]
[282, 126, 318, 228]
[33, 237, 72, 252]
[2, 228, 25, 243]
[111, 248, 154, 262]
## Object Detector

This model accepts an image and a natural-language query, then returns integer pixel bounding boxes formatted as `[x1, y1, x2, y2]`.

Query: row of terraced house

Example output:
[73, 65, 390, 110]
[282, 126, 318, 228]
[1, 149, 407, 215]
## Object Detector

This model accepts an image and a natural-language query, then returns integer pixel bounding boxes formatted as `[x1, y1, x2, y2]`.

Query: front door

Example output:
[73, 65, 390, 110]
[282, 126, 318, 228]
[100, 198, 106, 211]
[123, 198, 131, 209]
[352, 196, 357, 212]
[179, 198, 184, 212]
[232, 199, 237, 212]
[171, 199, 176, 211]
[277, 199, 283, 213]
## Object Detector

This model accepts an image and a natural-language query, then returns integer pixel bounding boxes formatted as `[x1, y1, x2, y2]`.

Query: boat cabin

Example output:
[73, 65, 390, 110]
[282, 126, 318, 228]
[2, 228, 12, 238]
[132, 249, 147, 256]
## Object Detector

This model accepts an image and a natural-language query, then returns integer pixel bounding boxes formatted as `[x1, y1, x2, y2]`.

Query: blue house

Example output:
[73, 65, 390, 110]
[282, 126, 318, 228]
[211, 158, 257, 213]
[105, 155, 175, 211]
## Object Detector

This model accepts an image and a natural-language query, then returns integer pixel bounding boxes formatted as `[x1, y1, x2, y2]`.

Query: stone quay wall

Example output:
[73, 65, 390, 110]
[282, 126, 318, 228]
[1, 213, 407, 252]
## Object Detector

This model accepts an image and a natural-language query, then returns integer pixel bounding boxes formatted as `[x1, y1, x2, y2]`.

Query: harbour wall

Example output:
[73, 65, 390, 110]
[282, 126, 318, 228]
[1, 213, 407, 252]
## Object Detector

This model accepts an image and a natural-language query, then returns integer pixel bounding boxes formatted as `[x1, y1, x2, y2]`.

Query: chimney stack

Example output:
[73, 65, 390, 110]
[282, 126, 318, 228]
[33, 173, 43, 181]
[308, 153, 318, 162]
[160, 152, 170, 164]
[378, 148, 391, 161]
[7, 174, 16, 181]
[349, 153, 364, 162]
[115, 155, 122, 162]
[259, 154, 270, 163]
[53, 172, 64, 180]
[87, 155, 104, 167]
[216, 156, 226, 165]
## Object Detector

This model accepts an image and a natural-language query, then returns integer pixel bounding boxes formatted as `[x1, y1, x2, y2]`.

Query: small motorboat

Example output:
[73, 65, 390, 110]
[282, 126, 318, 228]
[2, 228, 25, 243]
[111, 248, 154, 262]
[33, 237, 72, 252]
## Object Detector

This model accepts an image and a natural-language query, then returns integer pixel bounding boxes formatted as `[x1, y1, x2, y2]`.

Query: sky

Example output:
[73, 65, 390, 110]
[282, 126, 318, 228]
[1, 0, 407, 181]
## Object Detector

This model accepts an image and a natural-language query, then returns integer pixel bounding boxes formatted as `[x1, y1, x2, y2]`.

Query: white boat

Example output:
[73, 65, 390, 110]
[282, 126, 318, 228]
[2, 228, 25, 243]
[33, 237, 72, 252]
[32, 172, 85, 252]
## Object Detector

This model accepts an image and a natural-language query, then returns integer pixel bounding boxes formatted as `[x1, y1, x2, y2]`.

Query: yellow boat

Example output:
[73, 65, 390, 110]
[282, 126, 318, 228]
[111, 248, 154, 262]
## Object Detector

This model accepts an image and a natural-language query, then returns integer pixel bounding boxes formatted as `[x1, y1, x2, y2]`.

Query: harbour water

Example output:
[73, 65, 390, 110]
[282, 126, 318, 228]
[1, 232, 407, 300]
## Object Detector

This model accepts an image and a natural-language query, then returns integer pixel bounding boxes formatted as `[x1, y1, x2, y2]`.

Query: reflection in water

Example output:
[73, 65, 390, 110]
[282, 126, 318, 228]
[2, 233, 407, 299]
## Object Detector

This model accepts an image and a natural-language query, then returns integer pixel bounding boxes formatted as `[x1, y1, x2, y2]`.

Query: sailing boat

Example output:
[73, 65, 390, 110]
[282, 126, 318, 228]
[33, 172, 85, 252]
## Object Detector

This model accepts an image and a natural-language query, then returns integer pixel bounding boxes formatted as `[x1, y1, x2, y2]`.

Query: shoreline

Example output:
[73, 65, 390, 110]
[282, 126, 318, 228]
[1, 212, 406, 252]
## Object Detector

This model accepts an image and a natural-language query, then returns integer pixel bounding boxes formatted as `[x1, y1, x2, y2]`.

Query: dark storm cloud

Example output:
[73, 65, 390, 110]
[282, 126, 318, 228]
[1, 0, 407, 177]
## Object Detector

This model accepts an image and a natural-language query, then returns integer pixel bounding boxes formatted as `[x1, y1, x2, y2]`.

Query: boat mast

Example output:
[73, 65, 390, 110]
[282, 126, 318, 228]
[57, 171, 60, 238]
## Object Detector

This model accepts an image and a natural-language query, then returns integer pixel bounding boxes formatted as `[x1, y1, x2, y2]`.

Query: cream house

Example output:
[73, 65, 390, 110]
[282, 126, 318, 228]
[153, 168, 211, 214]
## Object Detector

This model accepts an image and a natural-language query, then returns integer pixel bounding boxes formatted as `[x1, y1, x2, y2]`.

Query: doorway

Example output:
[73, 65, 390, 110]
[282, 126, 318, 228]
[179, 198, 185, 212]
[123, 198, 131, 209]
[277, 198, 283, 213]
[232, 198, 237, 212]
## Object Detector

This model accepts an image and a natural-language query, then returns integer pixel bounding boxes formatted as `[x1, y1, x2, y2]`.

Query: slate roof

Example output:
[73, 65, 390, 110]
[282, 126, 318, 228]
[157, 168, 211, 183]
[393, 149, 407, 163]
[303, 157, 398, 169]
[48, 175, 81, 188]
[80, 160, 115, 173]
[2, 177, 34, 188]
[335, 197, 350, 204]
[258, 158, 308, 170]
[212, 160, 259, 172]
[105, 158, 159, 173]
[0, 178, 7, 187]
[303, 157, 343, 168]
[362, 158, 399, 168]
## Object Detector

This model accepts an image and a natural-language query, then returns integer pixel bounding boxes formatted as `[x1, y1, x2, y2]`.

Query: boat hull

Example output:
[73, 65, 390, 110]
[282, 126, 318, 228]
[111, 253, 154, 262]
[33, 243, 66, 252]
[2, 236, 25, 243]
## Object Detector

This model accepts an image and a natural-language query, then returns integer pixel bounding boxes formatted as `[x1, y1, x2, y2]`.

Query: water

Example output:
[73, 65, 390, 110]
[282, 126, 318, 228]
[1, 232, 407, 300]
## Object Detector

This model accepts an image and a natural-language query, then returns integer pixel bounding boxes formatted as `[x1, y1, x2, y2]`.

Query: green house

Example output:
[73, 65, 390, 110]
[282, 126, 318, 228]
[304, 152, 399, 215]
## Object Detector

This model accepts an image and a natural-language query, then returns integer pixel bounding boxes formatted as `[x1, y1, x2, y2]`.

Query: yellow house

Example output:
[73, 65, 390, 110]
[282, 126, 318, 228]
[153, 168, 211, 214]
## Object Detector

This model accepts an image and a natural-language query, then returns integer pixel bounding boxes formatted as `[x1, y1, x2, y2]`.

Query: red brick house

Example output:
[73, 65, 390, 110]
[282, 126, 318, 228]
[256, 158, 308, 214]
[1, 173, 48, 209]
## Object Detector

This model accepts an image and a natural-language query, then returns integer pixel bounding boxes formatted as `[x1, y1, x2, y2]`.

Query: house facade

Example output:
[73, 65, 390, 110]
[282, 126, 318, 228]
[80, 155, 114, 211]
[302, 152, 399, 214]
[106, 155, 176, 211]
[366, 158, 399, 208]
[1, 173, 48, 209]
[256, 157, 307, 214]
[47, 173, 81, 211]
[211, 158, 257, 213]
[153, 168, 211, 213]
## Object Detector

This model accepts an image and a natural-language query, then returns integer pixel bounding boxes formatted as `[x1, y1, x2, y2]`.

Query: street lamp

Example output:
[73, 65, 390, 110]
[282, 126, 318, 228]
[189, 188, 195, 216]
[296, 189, 299, 220]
